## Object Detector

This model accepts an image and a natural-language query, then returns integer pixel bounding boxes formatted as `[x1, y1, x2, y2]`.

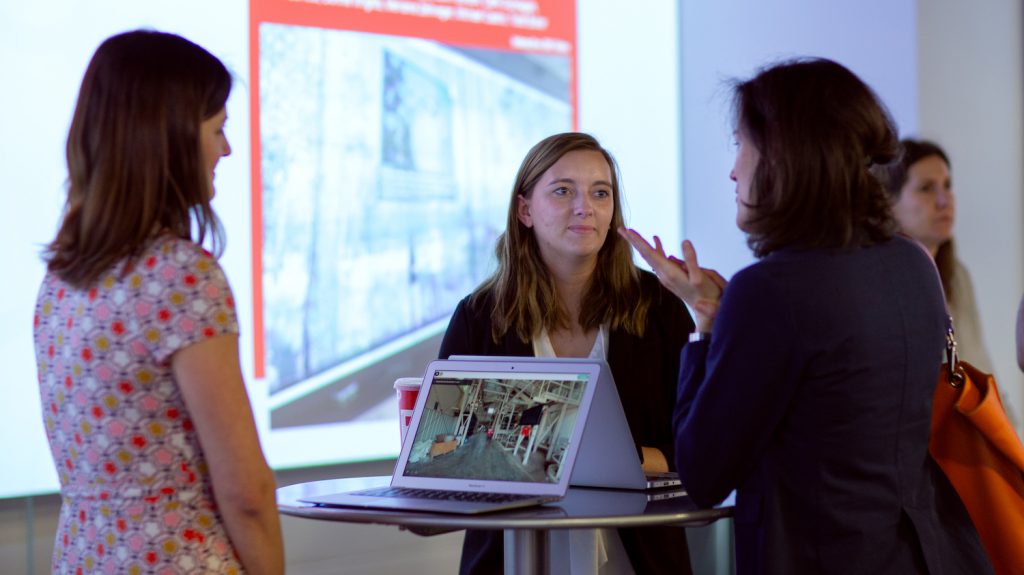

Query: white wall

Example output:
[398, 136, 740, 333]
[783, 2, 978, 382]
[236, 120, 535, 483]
[917, 0, 1024, 430]
[578, 0, 683, 251]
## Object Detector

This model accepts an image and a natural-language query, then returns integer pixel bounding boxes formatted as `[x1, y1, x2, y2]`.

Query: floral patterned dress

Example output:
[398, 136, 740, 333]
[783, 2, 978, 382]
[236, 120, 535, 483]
[34, 235, 245, 574]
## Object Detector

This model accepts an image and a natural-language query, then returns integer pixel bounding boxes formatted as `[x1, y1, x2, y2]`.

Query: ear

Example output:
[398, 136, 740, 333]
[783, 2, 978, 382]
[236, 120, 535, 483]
[516, 195, 533, 228]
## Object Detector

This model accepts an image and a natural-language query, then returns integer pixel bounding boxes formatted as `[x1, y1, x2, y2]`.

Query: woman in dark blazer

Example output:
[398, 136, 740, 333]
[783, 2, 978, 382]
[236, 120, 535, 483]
[623, 58, 993, 574]
[439, 132, 695, 574]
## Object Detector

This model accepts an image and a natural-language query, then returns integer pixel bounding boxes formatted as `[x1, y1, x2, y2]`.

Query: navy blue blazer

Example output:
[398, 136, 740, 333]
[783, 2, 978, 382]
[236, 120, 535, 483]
[675, 236, 992, 574]
[439, 270, 696, 575]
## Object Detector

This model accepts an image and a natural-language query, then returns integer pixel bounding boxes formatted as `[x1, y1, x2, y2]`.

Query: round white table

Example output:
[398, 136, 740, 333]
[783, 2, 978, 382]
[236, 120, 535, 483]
[277, 476, 734, 574]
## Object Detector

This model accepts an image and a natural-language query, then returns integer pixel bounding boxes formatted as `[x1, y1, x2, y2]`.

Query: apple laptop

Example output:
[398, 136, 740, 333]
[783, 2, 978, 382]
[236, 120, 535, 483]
[300, 357, 602, 514]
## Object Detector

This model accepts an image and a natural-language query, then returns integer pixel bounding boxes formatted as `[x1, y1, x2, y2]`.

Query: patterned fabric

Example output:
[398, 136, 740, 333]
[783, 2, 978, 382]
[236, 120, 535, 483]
[34, 235, 244, 574]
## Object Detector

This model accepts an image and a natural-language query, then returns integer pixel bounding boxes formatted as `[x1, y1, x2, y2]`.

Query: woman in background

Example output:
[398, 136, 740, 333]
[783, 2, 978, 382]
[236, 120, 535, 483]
[882, 139, 994, 373]
[439, 132, 695, 574]
[623, 59, 992, 573]
[34, 30, 283, 574]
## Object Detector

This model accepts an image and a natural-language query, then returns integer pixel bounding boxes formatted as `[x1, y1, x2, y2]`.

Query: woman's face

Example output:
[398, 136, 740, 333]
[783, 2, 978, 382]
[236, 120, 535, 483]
[200, 107, 231, 197]
[730, 125, 760, 231]
[891, 154, 954, 256]
[517, 149, 615, 269]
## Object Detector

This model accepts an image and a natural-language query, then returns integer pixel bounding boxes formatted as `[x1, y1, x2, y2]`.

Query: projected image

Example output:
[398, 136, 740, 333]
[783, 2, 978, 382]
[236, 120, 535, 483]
[380, 51, 454, 196]
[257, 24, 572, 429]
[404, 373, 586, 483]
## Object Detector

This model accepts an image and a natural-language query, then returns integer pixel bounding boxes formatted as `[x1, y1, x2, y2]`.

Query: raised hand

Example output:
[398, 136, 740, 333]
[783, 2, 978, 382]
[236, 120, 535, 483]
[618, 228, 725, 332]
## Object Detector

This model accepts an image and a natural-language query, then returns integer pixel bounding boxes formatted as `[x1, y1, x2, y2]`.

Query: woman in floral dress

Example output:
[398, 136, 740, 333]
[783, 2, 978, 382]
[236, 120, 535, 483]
[33, 30, 283, 574]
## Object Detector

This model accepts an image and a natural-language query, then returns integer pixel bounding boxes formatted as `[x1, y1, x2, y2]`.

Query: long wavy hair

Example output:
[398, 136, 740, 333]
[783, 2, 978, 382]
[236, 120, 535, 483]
[879, 139, 957, 299]
[472, 132, 650, 343]
[733, 58, 899, 258]
[44, 30, 231, 288]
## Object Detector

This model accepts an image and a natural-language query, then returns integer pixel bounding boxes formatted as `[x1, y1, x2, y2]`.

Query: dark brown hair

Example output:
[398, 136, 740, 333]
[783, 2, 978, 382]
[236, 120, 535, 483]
[44, 30, 231, 288]
[733, 58, 899, 258]
[880, 139, 956, 298]
[473, 132, 650, 343]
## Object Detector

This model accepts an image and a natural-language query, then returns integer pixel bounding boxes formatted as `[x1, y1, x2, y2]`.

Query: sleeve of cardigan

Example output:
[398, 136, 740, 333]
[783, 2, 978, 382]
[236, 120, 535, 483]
[650, 281, 695, 471]
[438, 296, 478, 359]
[673, 264, 802, 507]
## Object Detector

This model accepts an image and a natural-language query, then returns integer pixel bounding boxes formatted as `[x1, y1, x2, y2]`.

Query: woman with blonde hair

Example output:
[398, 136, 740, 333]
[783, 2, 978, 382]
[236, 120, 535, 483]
[440, 132, 695, 574]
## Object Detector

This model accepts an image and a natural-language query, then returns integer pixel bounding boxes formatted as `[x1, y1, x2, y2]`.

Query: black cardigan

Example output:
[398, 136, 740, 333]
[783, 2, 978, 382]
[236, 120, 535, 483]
[438, 270, 696, 575]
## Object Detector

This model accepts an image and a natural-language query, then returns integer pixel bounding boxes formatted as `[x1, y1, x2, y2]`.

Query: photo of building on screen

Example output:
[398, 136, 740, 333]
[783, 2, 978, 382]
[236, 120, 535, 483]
[256, 24, 572, 430]
[404, 376, 585, 483]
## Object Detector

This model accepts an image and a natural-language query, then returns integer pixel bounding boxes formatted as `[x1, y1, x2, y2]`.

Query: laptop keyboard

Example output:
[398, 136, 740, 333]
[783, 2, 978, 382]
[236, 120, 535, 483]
[350, 486, 536, 504]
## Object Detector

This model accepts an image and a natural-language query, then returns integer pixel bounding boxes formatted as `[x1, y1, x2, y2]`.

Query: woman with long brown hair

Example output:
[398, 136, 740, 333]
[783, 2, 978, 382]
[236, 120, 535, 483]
[35, 30, 283, 574]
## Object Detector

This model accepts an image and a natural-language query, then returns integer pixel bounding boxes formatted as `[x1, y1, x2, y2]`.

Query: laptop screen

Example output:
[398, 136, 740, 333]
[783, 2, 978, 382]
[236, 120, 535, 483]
[393, 361, 598, 493]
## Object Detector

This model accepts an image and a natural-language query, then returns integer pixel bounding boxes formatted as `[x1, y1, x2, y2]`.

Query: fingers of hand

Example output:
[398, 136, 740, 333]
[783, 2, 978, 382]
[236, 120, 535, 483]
[619, 228, 655, 253]
[705, 269, 728, 292]
[619, 232, 644, 257]
[681, 240, 707, 286]
[667, 256, 689, 275]
[620, 233, 719, 305]
[681, 240, 701, 270]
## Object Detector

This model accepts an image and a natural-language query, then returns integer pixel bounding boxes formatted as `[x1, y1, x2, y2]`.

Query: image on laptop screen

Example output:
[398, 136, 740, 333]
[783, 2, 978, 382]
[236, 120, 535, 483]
[401, 369, 588, 484]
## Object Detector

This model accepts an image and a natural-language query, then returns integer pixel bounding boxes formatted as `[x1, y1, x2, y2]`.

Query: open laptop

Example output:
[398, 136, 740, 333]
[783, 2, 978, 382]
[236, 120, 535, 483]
[300, 357, 602, 514]
[451, 356, 683, 491]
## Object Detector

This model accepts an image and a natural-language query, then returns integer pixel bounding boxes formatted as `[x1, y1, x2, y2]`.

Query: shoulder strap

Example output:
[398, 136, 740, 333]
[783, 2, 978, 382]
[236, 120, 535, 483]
[903, 233, 962, 385]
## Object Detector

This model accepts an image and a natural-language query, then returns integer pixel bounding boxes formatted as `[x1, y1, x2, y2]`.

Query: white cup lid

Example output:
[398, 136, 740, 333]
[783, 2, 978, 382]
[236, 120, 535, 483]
[393, 377, 422, 390]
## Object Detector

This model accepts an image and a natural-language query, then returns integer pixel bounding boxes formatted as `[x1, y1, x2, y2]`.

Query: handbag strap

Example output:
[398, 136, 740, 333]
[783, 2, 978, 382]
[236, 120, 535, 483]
[945, 316, 965, 389]
[911, 233, 965, 390]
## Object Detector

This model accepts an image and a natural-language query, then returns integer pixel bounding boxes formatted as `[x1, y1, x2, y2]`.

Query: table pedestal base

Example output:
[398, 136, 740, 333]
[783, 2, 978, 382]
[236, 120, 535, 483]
[504, 528, 549, 574]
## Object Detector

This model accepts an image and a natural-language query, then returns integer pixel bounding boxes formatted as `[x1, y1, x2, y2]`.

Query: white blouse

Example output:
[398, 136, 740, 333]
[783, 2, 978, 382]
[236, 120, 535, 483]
[533, 324, 635, 575]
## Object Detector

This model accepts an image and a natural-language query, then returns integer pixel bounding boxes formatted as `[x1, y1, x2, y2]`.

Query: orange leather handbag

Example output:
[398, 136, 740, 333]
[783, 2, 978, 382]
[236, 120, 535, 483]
[930, 325, 1024, 575]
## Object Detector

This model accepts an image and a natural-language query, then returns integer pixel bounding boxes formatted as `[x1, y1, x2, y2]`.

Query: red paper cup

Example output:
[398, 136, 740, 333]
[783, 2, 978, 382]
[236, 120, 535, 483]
[393, 377, 422, 445]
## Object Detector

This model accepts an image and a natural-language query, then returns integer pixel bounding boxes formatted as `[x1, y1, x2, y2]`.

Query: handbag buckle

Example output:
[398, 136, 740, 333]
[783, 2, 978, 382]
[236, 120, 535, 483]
[945, 327, 964, 389]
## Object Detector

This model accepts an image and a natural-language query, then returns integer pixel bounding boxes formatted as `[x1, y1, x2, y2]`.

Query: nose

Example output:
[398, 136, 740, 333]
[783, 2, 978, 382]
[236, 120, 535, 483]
[936, 187, 953, 209]
[574, 193, 594, 216]
[730, 169, 737, 182]
[222, 137, 232, 158]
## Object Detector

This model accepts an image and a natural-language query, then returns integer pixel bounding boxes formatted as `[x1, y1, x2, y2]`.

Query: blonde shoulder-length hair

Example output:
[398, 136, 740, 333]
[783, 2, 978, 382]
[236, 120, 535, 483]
[472, 132, 651, 343]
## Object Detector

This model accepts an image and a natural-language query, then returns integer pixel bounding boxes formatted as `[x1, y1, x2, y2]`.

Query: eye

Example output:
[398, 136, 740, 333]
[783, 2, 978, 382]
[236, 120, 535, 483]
[551, 186, 571, 196]
[593, 188, 611, 199]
